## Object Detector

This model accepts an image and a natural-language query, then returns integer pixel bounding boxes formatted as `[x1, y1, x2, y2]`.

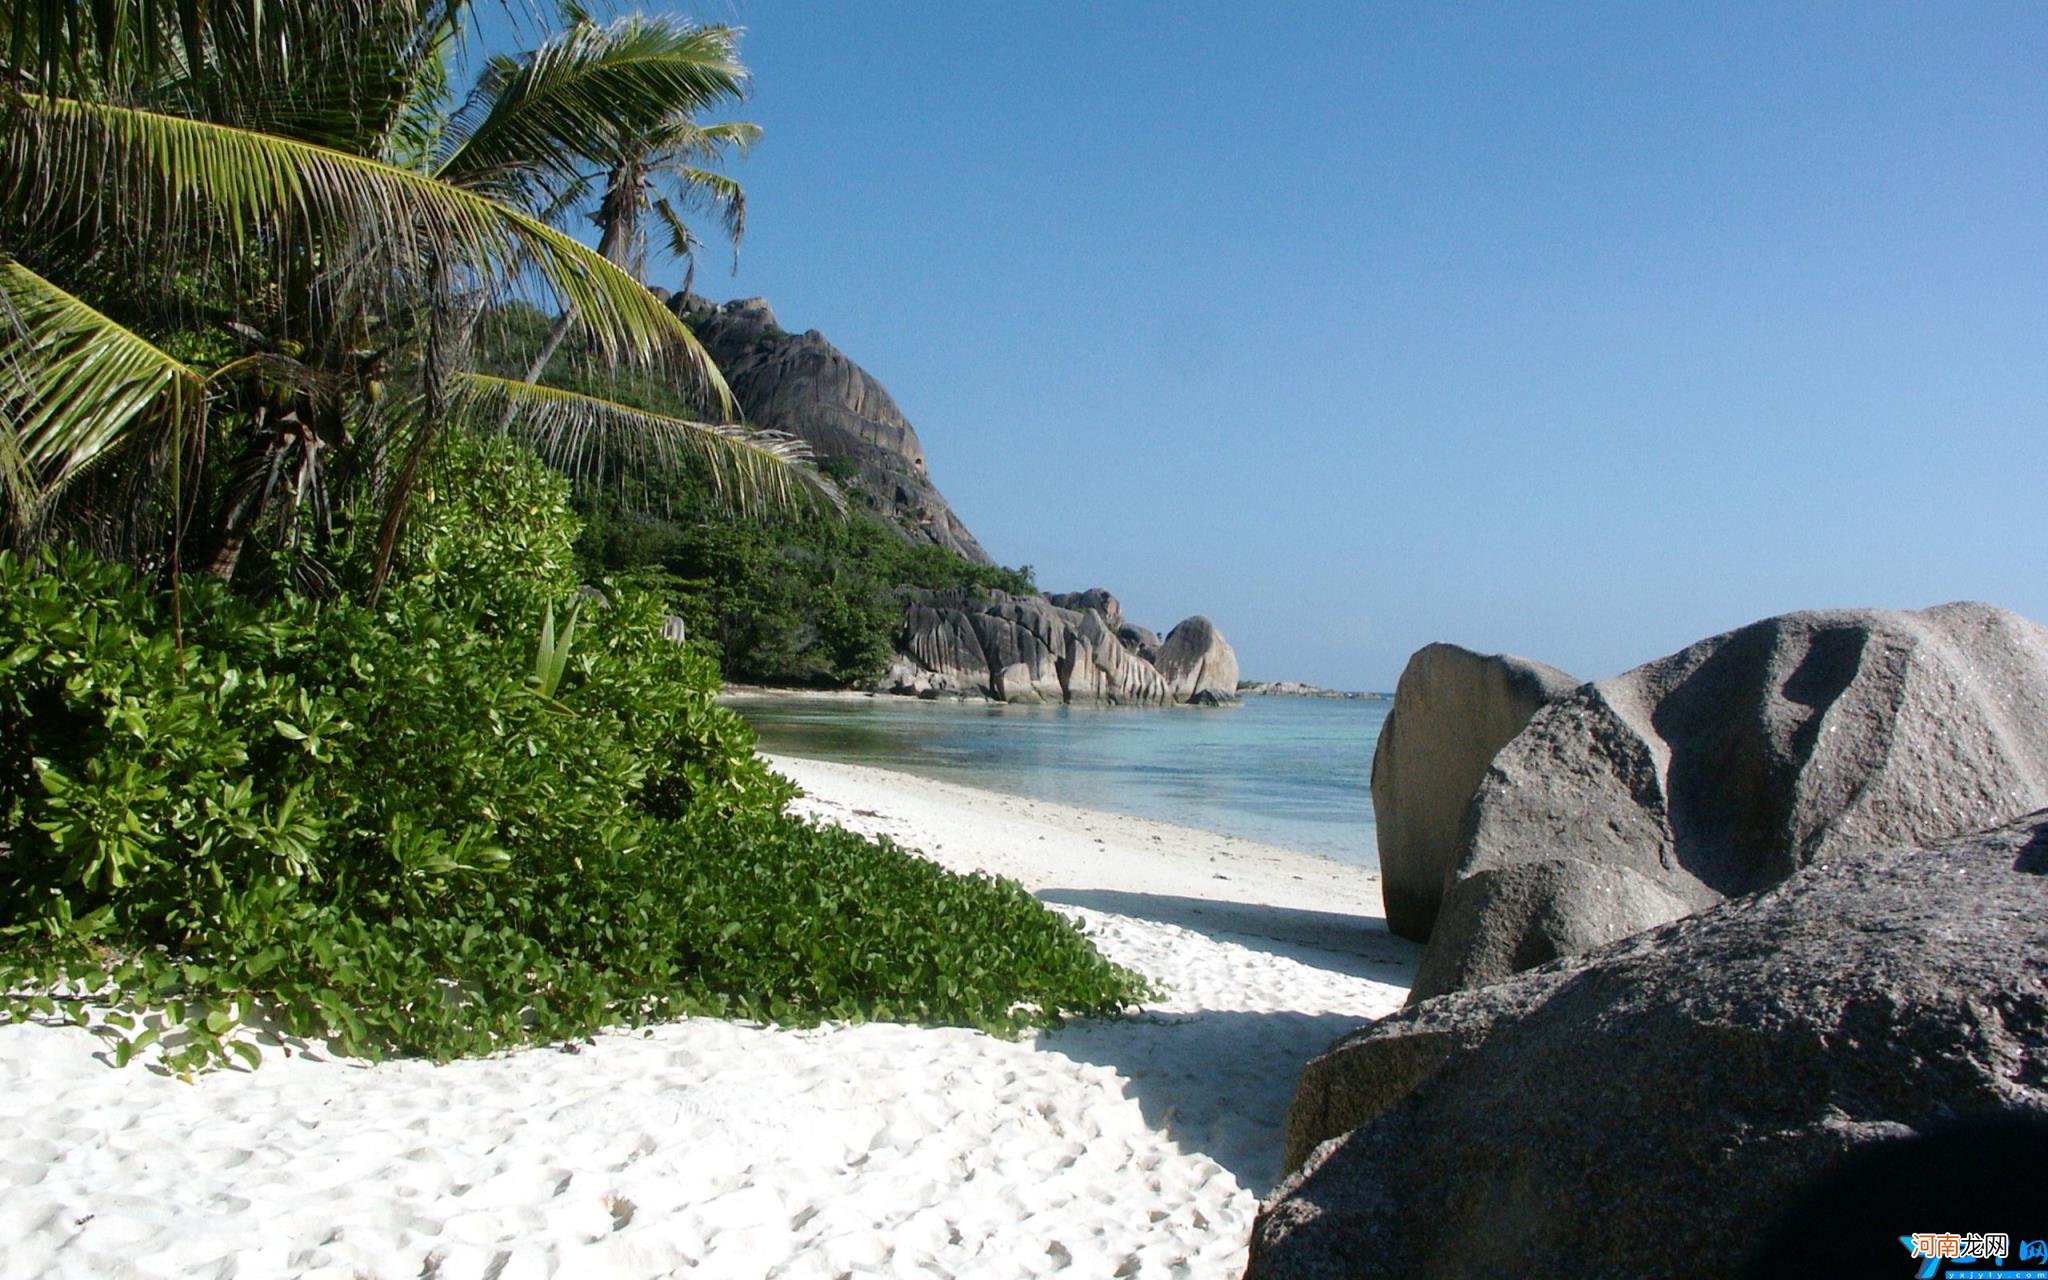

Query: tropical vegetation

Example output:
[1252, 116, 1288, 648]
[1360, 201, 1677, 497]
[578, 486, 1037, 687]
[0, 1, 1148, 1071]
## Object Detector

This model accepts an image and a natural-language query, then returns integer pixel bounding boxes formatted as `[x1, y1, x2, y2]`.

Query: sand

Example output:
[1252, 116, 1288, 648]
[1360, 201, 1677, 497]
[0, 754, 1416, 1279]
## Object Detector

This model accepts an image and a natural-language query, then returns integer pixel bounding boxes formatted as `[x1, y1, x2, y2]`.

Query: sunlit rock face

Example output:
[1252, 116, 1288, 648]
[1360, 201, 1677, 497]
[1369, 643, 1579, 944]
[677, 293, 990, 564]
[1415, 601, 2048, 997]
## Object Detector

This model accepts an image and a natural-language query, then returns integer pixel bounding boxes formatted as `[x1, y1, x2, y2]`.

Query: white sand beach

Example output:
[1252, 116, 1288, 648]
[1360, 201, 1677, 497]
[0, 755, 1415, 1280]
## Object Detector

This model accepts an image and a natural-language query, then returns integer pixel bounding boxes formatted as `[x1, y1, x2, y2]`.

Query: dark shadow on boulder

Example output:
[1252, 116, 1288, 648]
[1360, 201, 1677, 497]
[1650, 616, 1872, 896]
[2017, 824, 2048, 874]
[1743, 1117, 2048, 1279]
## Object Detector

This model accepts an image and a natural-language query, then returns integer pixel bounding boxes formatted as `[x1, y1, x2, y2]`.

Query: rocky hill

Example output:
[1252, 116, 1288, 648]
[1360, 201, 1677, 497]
[672, 293, 1240, 703]
[672, 293, 990, 564]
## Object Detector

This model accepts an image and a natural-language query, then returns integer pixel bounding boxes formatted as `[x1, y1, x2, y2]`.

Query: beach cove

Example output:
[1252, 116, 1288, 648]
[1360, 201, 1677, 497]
[0, 755, 1416, 1279]
[728, 692, 1391, 868]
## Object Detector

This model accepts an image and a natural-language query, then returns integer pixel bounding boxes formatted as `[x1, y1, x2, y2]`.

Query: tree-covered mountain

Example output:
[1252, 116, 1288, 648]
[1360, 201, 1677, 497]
[473, 298, 1033, 687]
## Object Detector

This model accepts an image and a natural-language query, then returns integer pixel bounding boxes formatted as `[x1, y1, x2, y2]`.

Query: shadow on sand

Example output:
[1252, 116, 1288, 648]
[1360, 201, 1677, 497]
[1034, 888, 1417, 983]
[1029, 893, 1422, 1196]
[1036, 1007, 1376, 1197]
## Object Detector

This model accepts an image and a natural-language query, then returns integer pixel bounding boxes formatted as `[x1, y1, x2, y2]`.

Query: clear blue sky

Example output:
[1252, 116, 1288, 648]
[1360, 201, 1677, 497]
[480, 2, 2048, 689]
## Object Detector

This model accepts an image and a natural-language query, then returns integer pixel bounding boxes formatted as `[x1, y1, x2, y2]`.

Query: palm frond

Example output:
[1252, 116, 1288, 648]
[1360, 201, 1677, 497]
[644, 117, 762, 161]
[651, 199, 704, 274]
[436, 15, 747, 204]
[453, 372, 841, 517]
[4, 95, 733, 413]
[3, 1, 478, 152]
[535, 170, 598, 230]
[0, 256, 203, 519]
[656, 165, 746, 266]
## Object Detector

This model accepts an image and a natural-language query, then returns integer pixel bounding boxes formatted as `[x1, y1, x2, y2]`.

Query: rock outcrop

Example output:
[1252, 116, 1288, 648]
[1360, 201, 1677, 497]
[1370, 645, 1579, 943]
[1408, 857, 1693, 1000]
[677, 294, 990, 563]
[1045, 589, 1121, 620]
[677, 294, 1249, 700]
[886, 587, 1235, 706]
[1254, 810, 2048, 1279]
[1414, 602, 2048, 996]
[1155, 617, 1241, 705]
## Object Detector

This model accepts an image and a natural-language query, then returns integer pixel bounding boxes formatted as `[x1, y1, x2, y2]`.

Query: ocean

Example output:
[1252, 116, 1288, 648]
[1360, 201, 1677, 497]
[729, 694, 1390, 869]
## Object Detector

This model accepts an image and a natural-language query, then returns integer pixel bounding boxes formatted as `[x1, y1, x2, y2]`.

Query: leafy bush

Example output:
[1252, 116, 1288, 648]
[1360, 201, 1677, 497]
[331, 431, 584, 626]
[577, 490, 1036, 687]
[0, 439, 1148, 1071]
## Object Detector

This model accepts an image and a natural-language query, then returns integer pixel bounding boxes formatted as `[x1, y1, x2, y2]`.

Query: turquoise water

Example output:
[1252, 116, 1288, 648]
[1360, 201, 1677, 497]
[730, 694, 1390, 868]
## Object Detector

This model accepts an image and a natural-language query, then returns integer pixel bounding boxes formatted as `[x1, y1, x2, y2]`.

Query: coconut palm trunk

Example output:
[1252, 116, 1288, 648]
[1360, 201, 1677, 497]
[511, 161, 641, 396]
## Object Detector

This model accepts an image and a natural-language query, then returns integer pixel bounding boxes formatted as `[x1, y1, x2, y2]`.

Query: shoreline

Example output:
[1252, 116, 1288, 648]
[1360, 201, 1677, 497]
[768, 753, 1392, 949]
[0, 752, 1415, 1279]
[720, 683, 994, 704]
[727, 690, 1385, 873]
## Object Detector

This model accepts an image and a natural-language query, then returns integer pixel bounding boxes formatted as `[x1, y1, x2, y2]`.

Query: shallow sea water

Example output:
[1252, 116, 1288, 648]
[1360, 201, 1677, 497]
[730, 693, 1390, 869]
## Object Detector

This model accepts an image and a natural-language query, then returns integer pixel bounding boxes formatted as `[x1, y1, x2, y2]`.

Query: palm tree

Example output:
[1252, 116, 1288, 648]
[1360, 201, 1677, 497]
[483, 12, 763, 395]
[0, 0, 829, 594]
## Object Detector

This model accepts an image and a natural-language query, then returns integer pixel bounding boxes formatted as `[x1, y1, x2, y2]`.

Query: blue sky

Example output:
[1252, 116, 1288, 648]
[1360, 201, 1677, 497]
[480, 2, 2048, 689]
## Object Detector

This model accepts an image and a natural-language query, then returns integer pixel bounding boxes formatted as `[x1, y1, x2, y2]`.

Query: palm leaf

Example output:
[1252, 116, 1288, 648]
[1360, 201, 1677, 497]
[651, 199, 704, 277]
[3, 1, 476, 151]
[0, 256, 203, 517]
[655, 165, 747, 268]
[452, 372, 841, 517]
[659, 119, 764, 155]
[3, 95, 733, 413]
[436, 15, 748, 203]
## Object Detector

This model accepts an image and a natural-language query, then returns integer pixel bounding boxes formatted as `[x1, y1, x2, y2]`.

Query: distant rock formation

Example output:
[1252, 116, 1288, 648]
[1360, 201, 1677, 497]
[885, 587, 1239, 706]
[676, 294, 990, 564]
[1370, 644, 1579, 943]
[1414, 602, 2048, 998]
[1238, 681, 1385, 700]
[1253, 809, 2048, 1279]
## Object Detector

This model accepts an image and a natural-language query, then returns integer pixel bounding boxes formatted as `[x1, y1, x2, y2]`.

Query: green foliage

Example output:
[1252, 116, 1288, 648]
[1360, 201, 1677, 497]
[0, 452, 1146, 1071]
[364, 431, 585, 627]
[2, 2, 815, 588]
[533, 598, 581, 699]
[469, 306, 1029, 688]
[578, 489, 1036, 687]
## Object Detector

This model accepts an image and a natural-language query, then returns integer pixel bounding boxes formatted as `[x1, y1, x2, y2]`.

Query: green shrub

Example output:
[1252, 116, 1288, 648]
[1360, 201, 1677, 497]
[0, 453, 1148, 1071]
[576, 490, 1037, 688]
[338, 431, 584, 627]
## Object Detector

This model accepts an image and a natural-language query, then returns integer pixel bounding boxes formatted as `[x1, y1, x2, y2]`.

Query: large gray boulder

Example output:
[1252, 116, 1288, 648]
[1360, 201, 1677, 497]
[678, 294, 991, 564]
[1255, 810, 2048, 1279]
[1115, 622, 1163, 665]
[1418, 602, 2048, 995]
[1405, 856, 1692, 1001]
[1369, 644, 1579, 943]
[1063, 605, 1174, 706]
[893, 589, 1071, 702]
[1155, 616, 1241, 705]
